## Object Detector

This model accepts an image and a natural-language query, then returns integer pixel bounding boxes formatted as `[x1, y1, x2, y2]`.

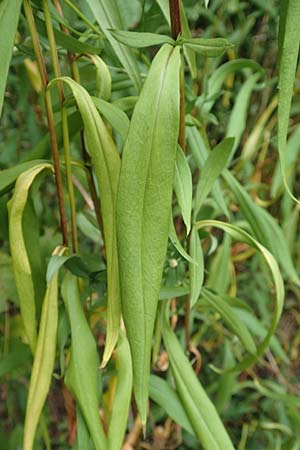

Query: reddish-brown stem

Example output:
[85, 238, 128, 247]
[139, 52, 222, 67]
[169, 0, 182, 39]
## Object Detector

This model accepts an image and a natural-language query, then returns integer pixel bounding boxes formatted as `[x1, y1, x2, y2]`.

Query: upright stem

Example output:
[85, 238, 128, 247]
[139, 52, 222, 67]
[23, 0, 68, 246]
[44, 0, 79, 252]
[169, 0, 185, 150]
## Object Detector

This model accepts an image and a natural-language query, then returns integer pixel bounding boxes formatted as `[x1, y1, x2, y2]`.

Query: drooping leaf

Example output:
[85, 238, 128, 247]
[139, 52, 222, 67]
[277, 0, 300, 204]
[85, 0, 142, 92]
[169, 217, 196, 264]
[117, 44, 181, 424]
[0, 160, 49, 196]
[162, 302, 235, 450]
[107, 333, 133, 450]
[8, 163, 53, 352]
[173, 145, 192, 235]
[23, 245, 65, 450]
[109, 29, 174, 48]
[0, 0, 22, 115]
[48, 77, 121, 365]
[61, 273, 107, 450]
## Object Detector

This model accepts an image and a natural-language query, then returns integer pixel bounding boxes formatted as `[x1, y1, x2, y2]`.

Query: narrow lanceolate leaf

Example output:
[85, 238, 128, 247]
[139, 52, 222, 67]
[189, 227, 204, 308]
[107, 333, 133, 450]
[109, 29, 174, 48]
[8, 163, 53, 352]
[0, 0, 22, 115]
[48, 77, 121, 365]
[23, 246, 65, 450]
[193, 138, 234, 220]
[173, 145, 192, 235]
[196, 220, 284, 373]
[117, 44, 181, 424]
[200, 289, 257, 354]
[85, 0, 142, 92]
[61, 273, 107, 450]
[278, 0, 300, 204]
[179, 37, 233, 57]
[162, 303, 235, 450]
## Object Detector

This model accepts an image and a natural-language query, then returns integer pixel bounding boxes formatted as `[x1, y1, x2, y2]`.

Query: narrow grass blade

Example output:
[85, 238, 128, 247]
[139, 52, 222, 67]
[61, 273, 107, 450]
[277, 0, 300, 204]
[8, 163, 53, 352]
[48, 77, 121, 365]
[189, 226, 204, 308]
[0, 0, 22, 115]
[23, 245, 65, 450]
[117, 44, 181, 424]
[200, 288, 257, 354]
[162, 302, 235, 450]
[107, 333, 132, 450]
[85, 0, 142, 92]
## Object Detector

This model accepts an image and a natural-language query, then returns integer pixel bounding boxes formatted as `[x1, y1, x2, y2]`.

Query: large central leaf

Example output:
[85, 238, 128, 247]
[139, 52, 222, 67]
[117, 43, 181, 424]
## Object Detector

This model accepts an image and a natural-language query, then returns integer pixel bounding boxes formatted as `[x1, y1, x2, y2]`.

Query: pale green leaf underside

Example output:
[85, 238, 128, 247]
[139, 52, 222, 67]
[109, 29, 174, 48]
[117, 44, 181, 424]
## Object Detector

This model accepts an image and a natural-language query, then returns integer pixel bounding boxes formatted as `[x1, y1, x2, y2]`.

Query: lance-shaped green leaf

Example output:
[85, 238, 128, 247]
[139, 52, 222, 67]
[162, 302, 235, 450]
[108, 333, 133, 450]
[117, 44, 181, 424]
[48, 77, 121, 365]
[149, 375, 195, 436]
[193, 138, 234, 220]
[200, 288, 257, 354]
[195, 220, 284, 373]
[8, 163, 53, 352]
[85, 0, 142, 92]
[189, 226, 204, 308]
[277, 0, 300, 204]
[109, 29, 174, 48]
[0, 0, 22, 115]
[61, 273, 107, 450]
[179, 37, 233, 57]
[92, 97, 130, 142]
[173, 145, 192, 235]
[23, 245, 65, 450]
[77, 54, 111, 101]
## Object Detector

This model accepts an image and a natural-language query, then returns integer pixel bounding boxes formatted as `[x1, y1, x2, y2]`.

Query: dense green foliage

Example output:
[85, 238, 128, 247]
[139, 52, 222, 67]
[1, 1, 300, 449]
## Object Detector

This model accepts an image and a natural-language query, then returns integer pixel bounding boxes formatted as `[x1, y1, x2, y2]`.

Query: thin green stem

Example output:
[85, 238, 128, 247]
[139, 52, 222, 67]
[62, 108, 78, 252]
[23, 0, 68, 246]
[63, 0, 103, 36]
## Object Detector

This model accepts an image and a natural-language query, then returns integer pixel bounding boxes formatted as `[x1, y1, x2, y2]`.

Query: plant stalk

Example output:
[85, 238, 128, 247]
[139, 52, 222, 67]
[23, 0, 68, 246]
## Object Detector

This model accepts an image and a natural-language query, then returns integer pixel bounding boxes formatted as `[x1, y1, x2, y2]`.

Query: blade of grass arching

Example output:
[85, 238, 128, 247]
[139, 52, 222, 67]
[277, 0, 300, 204]
[23, 245, 66, 450]
[195, 220, 284, 374]
[206, 234, 232, 294]
[117, 44, 181, 425]
[200, 288, 257, 354]
[48, 77, 121, 365]
[107, 333, 133, 450]
[0, 159, 49, 196]
[0, 0, 22, 115]
[61, 273, 107, 450]
[162, 302, 235, 450]
[85, 0, 142, 92]
[222, 169, 300, 285]
[8, 163, 53, 352]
